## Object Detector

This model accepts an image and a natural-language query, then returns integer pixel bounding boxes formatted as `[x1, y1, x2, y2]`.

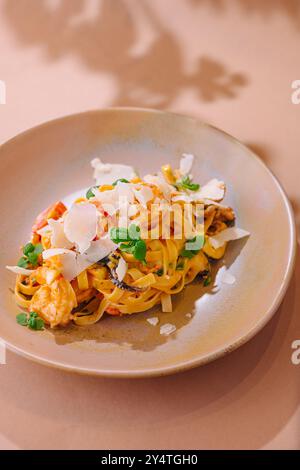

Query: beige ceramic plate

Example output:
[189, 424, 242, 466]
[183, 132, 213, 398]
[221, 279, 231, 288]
[0, 108, 296, 377]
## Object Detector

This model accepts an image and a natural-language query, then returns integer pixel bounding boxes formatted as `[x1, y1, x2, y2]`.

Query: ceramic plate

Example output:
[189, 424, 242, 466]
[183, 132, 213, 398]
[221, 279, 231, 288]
[0, 108, 296, 377]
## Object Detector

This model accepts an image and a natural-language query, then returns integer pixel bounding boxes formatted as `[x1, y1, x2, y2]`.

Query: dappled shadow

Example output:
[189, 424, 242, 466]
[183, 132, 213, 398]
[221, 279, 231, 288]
[189, 0, 300, 27]
[2, 0, 248, 108]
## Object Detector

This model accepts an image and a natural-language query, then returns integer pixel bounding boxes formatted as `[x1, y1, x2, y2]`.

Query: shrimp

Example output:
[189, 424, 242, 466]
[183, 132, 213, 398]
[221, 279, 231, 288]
[30, 278, 77, 327]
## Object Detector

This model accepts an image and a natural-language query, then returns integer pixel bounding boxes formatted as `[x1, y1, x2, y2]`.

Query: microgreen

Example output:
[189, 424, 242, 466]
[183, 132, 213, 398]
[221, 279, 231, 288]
[175, 175, 200, 192]
[112, 178, 129, 186]
[17, 257, 29, 268]
[180, 235, 204, 259]
[203, 275, 212, 287]
[111, 225, 146, 263]
[17, 243, 43, 268]
[16, 311, 44, 331]
[86, 186, 98, 199]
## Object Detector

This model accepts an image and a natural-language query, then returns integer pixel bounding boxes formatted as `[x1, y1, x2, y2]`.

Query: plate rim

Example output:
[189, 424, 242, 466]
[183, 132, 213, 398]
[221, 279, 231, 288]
[0, 107, 297, 378]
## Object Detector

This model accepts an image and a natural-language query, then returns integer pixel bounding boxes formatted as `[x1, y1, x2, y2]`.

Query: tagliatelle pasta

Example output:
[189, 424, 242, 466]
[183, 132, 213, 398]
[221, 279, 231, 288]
[6, 155, 249, 329]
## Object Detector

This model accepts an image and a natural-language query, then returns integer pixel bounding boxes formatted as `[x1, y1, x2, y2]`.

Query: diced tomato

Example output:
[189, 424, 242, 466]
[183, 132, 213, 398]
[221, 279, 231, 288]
[32, 201, 67, 233]
[106, 306, 121, 316]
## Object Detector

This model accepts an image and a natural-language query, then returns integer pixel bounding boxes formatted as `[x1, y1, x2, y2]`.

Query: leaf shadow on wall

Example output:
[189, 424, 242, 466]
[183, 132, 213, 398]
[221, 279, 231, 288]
[189, 0, 300, 27]
[3, 0, 248, 108]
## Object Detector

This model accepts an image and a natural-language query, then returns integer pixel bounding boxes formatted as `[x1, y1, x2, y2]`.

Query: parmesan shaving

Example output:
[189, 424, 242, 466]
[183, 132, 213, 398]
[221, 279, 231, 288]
[91, 158, 136, 185]
[160, 323, 176, 336]
[64, 203, 98, 254]
[6, 266, 35, 276]
[180, 153, 194, 175]
[209, 227, 250, 249]
[115, 256, 128, 282]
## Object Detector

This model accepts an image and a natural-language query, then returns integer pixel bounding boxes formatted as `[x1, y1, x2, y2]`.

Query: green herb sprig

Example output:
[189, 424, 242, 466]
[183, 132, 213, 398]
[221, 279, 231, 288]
[175, 175, 200, 192]
[110, 224, 147, 263]
[112, 178, 129, 186]
[86, 186, 99, 199]
[16, 312, 44, 331]
[17, 243, 43, 269]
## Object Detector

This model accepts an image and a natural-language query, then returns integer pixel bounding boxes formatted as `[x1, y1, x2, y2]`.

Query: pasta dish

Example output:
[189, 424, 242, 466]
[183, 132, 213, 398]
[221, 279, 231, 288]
[6, 154, 249, 329]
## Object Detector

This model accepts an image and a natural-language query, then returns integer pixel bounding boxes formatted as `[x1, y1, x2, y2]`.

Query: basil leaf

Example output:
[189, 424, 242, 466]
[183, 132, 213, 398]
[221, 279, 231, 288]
[119, 241, 135, 254]
[16, 313, 28, 326]
[133, 240, 146, 262]
[17, 257, 29, 268]
[110, 224, 141, 243]
[128, 224, 140, 240]
[23, 243, 35, 256]
[27, 252, 39, 266]
[110, 227, 130, 243]
[28, 312, 44, 330]
[33, 243, 43, 255]
[112, 178, 129, 186]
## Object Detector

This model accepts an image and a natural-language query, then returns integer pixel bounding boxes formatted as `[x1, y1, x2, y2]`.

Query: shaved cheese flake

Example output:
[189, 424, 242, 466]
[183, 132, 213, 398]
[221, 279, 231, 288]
[144, 173, 174, 199]
[221, 271, 236, 285]
[133, 186, 153, 206]
[172, 193, 193, 203]
[160, 323, 176, 336]
[115, 256, 128, 282]
[128, 204, 139, 217]
[147, 317, 159, 326]
[95, 182, 135, 215]
[82, 238, 118, 265]
[196, 179, 225, 202]
[6, 266, 35, 276]
[216, 266, 236, 286]
[48, 218, 73, 249]
[209, 227, 250, 249]
[42, 248, 74, 260]
[64, 203, 98, 254]
[116, 182, 135, 204]
[42, 237, 117, 281]
[91, 158, 136, 185]
[180, 153, 194, 175]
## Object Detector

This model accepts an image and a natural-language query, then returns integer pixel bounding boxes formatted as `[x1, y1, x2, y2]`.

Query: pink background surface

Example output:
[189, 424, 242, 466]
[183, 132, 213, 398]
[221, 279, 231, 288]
[0, 0, 299, 450]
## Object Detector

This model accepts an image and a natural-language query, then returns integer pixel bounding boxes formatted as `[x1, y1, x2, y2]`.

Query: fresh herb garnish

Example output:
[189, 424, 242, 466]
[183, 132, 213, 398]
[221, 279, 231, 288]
[16, 313, 28, 326]
[16, 311, 44, 330]
[23, 243, 35, 256]
[17, 243, 43, 268]
[176, 260, 185, 270]
[110, 224, 146, 263]
[132, 239, 147, 262]
[110, 224, 141, 243]
[17, 257, 29, 268]
[181, 235, 204, 259]
[176, 175, 200, 192]
[86, 186, 98, 199]
[203, 275, 212, 287]
[112, 178, 129, 186]
[155, 268, 164, 276]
